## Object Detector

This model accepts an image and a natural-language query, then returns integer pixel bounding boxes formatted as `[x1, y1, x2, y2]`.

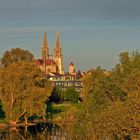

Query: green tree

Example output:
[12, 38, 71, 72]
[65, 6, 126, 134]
[49, 86, 63, 103]
[0, 100, 5, 119]
[72, 59, 140, 140]
[113, 50, 140, 83]
[64, 88, 79, 103]
[0, 62, 53, 124]
[1, 48, 34, 67]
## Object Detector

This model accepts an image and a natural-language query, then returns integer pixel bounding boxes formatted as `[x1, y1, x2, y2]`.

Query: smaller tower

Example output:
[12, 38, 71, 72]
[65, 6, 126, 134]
[69, 62, 76, 75]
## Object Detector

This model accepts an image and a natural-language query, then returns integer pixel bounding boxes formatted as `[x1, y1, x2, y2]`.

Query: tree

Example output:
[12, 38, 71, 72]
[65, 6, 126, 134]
[64, 88, 79, 103]
[1, 48, 34, 67]
[0, 100, 5, 119]
[49, 86, 63, 103]
[113, 50, 140, 82]
[0, 62, 53, 124]
[72, 59, 140, 140]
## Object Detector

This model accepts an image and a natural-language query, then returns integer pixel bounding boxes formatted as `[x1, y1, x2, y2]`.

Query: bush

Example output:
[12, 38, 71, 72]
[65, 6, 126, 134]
[64, 88, 79, 103]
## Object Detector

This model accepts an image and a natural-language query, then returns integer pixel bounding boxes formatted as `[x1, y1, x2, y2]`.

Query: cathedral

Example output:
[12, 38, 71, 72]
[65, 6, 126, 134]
[35, 32, 84, 91]
[35, 32, 65, 75]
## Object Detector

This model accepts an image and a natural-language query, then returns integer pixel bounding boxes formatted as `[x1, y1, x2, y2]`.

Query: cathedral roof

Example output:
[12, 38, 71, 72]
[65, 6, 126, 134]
[46, 59, 56, 65]
[35, 58, 56, 66]
[35, 59, 43, 65]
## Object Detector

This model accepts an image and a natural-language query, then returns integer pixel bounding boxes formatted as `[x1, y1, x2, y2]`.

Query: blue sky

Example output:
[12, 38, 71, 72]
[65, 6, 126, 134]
[0, 0, 140, 71]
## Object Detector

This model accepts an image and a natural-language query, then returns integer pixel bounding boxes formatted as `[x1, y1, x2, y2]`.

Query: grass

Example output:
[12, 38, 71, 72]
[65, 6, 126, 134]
[49, 102, 82, 120]
[52, 103, 82, 112]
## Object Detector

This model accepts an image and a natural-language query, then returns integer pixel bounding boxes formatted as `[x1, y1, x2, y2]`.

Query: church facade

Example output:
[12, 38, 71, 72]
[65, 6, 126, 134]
[35, 32, 64, 75]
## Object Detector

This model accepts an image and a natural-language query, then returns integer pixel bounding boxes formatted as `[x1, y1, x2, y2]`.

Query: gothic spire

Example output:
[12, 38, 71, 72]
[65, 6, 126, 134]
[56, 32, 61, 48]
[53, 32, 64, 74]
[42, 32, 48, 48]
[42, 32, 49, 61]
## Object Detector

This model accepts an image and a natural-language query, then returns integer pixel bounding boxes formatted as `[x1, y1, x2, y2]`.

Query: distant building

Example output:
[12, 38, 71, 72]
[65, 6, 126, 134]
[35, 32, 64, 75]
[69, 62, 76, 75]
[35, 32, 85, 91]
[46, 70, 85, 92]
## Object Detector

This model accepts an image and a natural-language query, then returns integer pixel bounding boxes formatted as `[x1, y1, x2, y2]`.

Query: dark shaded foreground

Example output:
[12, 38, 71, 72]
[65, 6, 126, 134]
[0, 123, 71, 140]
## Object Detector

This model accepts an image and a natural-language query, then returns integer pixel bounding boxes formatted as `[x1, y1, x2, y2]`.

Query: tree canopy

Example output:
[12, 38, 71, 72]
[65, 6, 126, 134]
[72, 51, 140, 140]
[1, 48, 34, 67]
[64, 87, 79, 103]
[49, 86, 63, 103]
[0, 62, 53, 124]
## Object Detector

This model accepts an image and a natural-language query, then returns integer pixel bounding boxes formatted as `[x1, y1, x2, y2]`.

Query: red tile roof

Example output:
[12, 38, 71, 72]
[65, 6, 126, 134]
[35, 59, 56, 66]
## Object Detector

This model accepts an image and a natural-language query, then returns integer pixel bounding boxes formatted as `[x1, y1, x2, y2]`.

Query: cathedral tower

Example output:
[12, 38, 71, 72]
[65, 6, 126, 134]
[53, 32, 64, 74]
[42, 32, 49, 72]
[42, 32, 49, 60]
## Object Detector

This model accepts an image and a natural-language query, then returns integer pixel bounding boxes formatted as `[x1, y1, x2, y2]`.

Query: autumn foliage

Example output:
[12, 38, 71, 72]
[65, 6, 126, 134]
[0, 48, 53, 124]
[72, 51, 140, 140]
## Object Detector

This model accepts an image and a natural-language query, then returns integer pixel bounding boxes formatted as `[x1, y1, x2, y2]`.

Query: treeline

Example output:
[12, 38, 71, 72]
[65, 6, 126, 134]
[72, 51, 140, 140]
[0, 48, 80, 125]
[0, 48, 139, 139]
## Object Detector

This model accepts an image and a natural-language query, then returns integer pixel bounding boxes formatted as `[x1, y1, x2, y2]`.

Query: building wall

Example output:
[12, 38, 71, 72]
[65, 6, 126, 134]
[48, 75, 83, 92]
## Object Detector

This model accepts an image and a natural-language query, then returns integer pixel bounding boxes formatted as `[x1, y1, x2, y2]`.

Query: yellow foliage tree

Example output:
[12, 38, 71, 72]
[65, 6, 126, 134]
[0, 62, 53, 124]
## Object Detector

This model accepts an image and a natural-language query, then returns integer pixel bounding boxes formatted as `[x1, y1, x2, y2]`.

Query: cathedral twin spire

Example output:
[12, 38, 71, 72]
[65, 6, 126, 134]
[42, 32, 49, 60]
[56, 32, 61, 49]
[42, 32, 48, 48]
[41, 32, 64, 74]
[54, 32, 62, 58]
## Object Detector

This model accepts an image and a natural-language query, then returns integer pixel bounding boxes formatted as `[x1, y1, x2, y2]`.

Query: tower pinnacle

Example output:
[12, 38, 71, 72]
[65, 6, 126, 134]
[56, 32, 61, 48]
[42, 32, 48, 48]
